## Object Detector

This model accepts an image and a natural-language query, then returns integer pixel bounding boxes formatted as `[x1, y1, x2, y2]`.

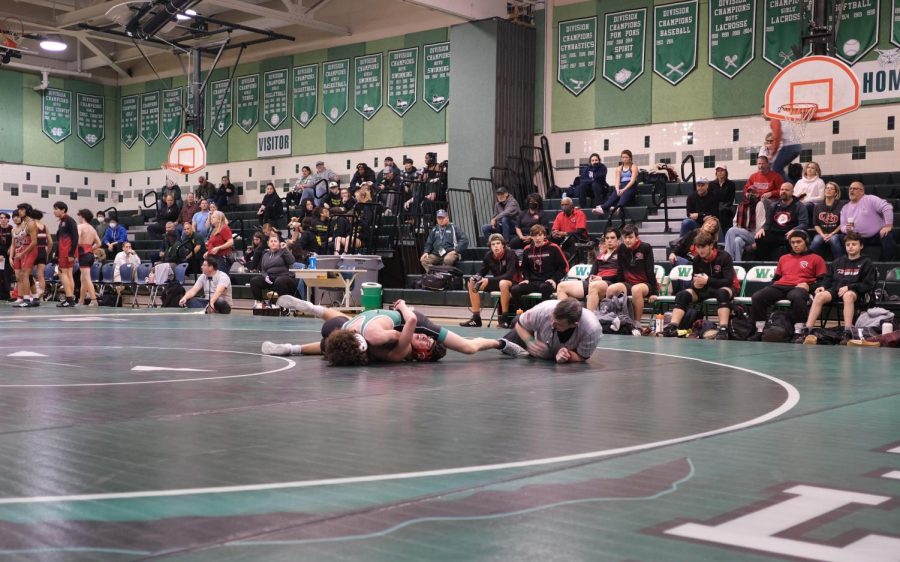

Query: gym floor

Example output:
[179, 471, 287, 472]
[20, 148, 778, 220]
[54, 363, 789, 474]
[0, 308, 896, 561]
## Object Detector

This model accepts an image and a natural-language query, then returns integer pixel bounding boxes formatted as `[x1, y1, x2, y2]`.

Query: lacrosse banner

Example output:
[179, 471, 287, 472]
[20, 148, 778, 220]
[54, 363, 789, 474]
[423, 42, 450, 111]
[121, 95, 138, 148]
[161, 88, 183, 142]
[140, 90, 160, 146]
[763, 0, 811, 69]
[263, 69, 289, 130]
[292, 64, 317, 127]
[354, 53, 383, 120]
[653, 0, 698, 85]
[833, 0, 879, 65]
[602, 8, 646, 90]
[208, 79, 232, 137]
[558, 16, 597, 95]
[76, 93, 104, 148]
[708, 0, 755, 78]
[41, 88, 71, 144]
[322, 59, 350, 125]
[236, 74, 259, 133]
[388, 47, 417, 116]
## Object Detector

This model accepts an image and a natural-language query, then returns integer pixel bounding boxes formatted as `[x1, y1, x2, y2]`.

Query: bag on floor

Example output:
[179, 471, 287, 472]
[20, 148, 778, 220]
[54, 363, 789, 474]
[160, 282, 185, 308]
[854, 307, 894, 330]
[99, 292, 122, 307]
[761, 310, 794, 343]
[809, 326, 845, 345]
[420, 265, 464, 291]
[729, 305, 756, 341]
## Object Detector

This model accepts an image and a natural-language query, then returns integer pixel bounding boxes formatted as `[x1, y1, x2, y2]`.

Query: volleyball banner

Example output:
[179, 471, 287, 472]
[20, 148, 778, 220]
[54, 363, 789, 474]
[354, 53, 383, 120]
[708, 0, 755, 78]
[41, 88, 71, 144]
[653, 0, 698, 85]
[558, 16, 597, 95]
[602, 8, 646, 90]
[263, 69, 289, 130]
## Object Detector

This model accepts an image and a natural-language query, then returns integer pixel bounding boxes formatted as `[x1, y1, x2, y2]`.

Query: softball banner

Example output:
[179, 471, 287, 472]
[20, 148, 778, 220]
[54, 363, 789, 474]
[833, 0, 879, 65]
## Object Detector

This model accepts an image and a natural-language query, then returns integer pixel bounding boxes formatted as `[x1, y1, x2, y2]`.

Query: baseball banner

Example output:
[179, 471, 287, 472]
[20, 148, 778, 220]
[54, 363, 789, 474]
[653, 0, 698, 86]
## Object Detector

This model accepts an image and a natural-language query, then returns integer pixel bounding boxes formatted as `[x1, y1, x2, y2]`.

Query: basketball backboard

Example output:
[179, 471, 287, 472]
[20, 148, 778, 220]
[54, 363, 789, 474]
[164, 133, 206, 174]
[764, 55, 860, 121]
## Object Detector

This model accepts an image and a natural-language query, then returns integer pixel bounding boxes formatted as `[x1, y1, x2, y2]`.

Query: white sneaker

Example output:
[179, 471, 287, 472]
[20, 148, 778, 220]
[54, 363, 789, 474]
[592, 206, 604, 215]
[276, 295, 316, 315]
[261, 341, 294, 356]
[498, 338, 529, 358]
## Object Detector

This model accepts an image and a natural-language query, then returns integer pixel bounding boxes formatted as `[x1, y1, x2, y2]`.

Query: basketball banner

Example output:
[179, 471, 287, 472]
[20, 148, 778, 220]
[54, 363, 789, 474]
[161, 88, 183, 143]
[653, 0, 698, 85]
[140, 90, 160, 146]
[76, 93, 104, 148]
[236, 74, 259, 133]
[763, 0, 811, 69]
[208, 79, 232, 137]
[423, 42, 450, 111]
[353, 53, 383, 120]
[121, 95, 138, 148]
[558, 16, 597, 95]
[833, 0, 879, 65]
[603, 8, 646, 90]
[708, 0, 755, 78]
[41, 88, 71, 144]
[263, 69, 289, 130]
[292, 64, 317, 128]
[388, 47, 417, 116]
[322, 59, 349, 125]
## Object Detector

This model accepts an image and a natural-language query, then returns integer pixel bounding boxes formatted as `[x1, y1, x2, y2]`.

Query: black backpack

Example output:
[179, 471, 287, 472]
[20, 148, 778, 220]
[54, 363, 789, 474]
[729, 304, 756, 341]
[420, 265, 465, 291]
[762, 310, 794, 342]
[160, 282, 186, 308]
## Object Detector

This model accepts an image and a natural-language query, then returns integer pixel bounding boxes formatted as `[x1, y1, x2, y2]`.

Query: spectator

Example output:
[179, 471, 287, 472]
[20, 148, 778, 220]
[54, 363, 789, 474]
[323, 181, 342, 209]
[192, 198, 211, 239]
[151, 222, 177, 266]
[397, 158, 420, 216]
[297, 198, 317, 221]
[594, 149, 639, 216]
[352, 185, 378, 251]
[509, 193, 548, 250]
[793, 161, 825, 211]
[711, 164, 736, 234]
[258, 182, 284, 225]
[0, 212, 12, 300]
[509, 224, 568, 321]
[680, 177, 719, 236]
[420, 209, 469, 272]
[837, 181, 895, 261]
[149, 195, 180, 238]
[94, 211, 108, 242]
[310, 207, 330, 254]
[179, 257, 232, 314]
[420, 152, 446, 212]
[550, 197, 589, 254]
[101, 216, 128, 257]
[260, 222, 283, 243]
[195, 175, 215, 202]
[112, 241, 140, 298]
[287, 216, 316, 265]
[460, 234, 519, 328]
[572, 153, 608, 210]
[809, 181, 845, 259]
[176, 193, 200, 236]
[662, 231, 739, 340]
[302, 161, 338, 206]
[349, 163, 376, 194]
[556, 226, 621, 311]
[288, 165, 313, 209]
[799, 231, 877, 345]
[204, 211, 234, 272]
[743, 155, 783, 202]
[242, 231, 265, 272]
[213, 176, 236, 210]
[749, 230, 825, 339]
[332, 188, 360, 255]
[250, 235, 297, 308]
[377, 167, 402, 215]
[605, 224, 658, 328]
[159, 177, 183, 211]
[753, 182, 808, 260]
[499, 298, 601, 363]
[482, 187, 521, 243]
[724, 193, 767, 262]
[376, 156, 402, 185]
[668, 217, 721, 292]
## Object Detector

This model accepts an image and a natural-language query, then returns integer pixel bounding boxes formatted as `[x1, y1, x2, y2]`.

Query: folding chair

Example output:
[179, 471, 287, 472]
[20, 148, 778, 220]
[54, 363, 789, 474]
[132, 263, 153, 307]
[734, 265, 779, 307]
[97, 262, 115, 297]
[654, 264, 694, 309]
[113, 263, 136, 307]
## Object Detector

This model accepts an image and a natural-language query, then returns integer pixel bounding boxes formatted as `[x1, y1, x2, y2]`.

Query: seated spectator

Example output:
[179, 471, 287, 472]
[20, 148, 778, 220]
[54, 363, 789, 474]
[195, 175, 215, 202]
[753, 182, 808, 260]
[799, 231, 877, 345]
[836, 181, 895, 261]
[94, 211, 108, 242]
[150, 222, 178, 265]
[669, 216, 721, 268]
[749, 230, 826, 339]
[376, 156, 402, 185]
[556, 226, 621, 311]
[148, 195, 180, 238]
[793, 161, 825, 212]
[809, 181, 845, 259]
[352, 185, 378, 251]
[323, 181, 343, 209]
[605, 224, 658, 328]
[297, 198, 317, 221]
[260, 222, 283, 242]
[711, 165, 736, 234]
[213, 176, 236, 210]
[662, 231, 739, 340]
[287, 166, 312, 208]
[177, 193, 200, 237]
[181, 220, 205, 275]
[250, 235, 297, 308]
[460, 234, 519, 328]
[287, 217, 316, 265]
[332, 188, 361, 255]
[550, 197, 589, 255]
[724, 196, 767, 262]
[302, 161, 338, 206]
[350, 162, 376, 194]
[509, 224, 568, 324]
[158, 177, 182, 212]
[482, 187, 520, 243]
[192, 198, 211, 240]
[112, 241, 140, 297]
[258, 182, 284, 225]
[204, 211, 234, 272]
[499, 298, 601, 363]
[310, 207, 330, 254]
[420, 209, 468, 272]
[509, 193, 548, 250]
[101, 216, 128, 256]
[179, 258, 232, 314]
[572, 153, 608, 210]
[593, 149, 639, 216]
[743, 155, 783, 203]
[680, 177, 719, 236]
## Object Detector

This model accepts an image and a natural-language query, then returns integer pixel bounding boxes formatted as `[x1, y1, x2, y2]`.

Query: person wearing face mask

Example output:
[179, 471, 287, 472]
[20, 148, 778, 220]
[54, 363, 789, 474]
[509, 194, 548, 250]
[102, 216, 128, 257]
[550, 197, 589, 255]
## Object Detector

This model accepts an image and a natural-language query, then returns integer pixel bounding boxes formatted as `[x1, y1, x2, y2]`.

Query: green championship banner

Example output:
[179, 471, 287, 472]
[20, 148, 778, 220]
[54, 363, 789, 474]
[354, 53, 383, 120]
[292, 64, 317, 127]
[558, 16, 597, 95]
[161, 88, 183, 143]
[140, 90, 160, 146]
[833, 0, 879, 65]
[76, 93, 104, 148]
[709, 0, 755, 78]
[121, 95, 138, 148]
[208, 79, 232, 137]
[654, 0, 698, 85]
[236, 74, 259, 133]
[322, 59, 349, 124]
[763, 0, 811, 68]
[423, 42, 450, 111]
[603, 8, 646, 90]
[263, 69, 288, 129]
[41, 88, 71, 144]
[894, 0, 900, 48]
[388, 47, 417, 116]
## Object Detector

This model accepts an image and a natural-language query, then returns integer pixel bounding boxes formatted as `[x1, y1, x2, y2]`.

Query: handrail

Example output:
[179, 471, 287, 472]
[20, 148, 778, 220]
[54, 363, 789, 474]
[141, 190, 159, 209]
[231, 217, 249, 251]
[98, 206, 119, 222]
[540, 134, 557, 191]
[681, 154, 696, 188]
[448, 185, 479, 245]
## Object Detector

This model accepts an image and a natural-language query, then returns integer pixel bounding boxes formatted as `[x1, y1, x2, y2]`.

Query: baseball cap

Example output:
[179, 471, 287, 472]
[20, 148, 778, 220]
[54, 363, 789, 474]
[715, 164, 727, 171]
[696, 176, 709, 184]
[495, 187, 508, 195]
[436, 209, 448, 218]
[328, 181, 339, 188]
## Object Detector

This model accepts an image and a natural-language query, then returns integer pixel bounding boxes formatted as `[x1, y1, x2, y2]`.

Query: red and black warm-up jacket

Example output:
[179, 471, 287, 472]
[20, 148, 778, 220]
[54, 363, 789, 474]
[615, 239, 659, 295]
[478, 249, 520, 282]
[690, 248, 740, 292]
[522, 242, 569, 284]
[821, 255, 877, 296]
[590, 247, 620, 282]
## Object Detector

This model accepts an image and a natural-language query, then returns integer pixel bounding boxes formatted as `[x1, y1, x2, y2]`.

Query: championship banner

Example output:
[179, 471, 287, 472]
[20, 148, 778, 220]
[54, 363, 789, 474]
[423, 42, 450, 111]
[653, 0, 698, 85]
[833, 0, 879, 65]
[292, 64, 317, 127]
[76, 93, 104, 148]
[208, 79, 232, 137]
[140, 90, 160, 146]
[322, 59, 349, 125]
[354, 53, 383, 120]
[893, 0, 900, 48]
[161, 88, 183, 143]
[603, 8, 646, 90]
[236, 74, 259, 133]
[709, 0, 755, 78]
[763, 0, 811, 69]
[263, 69, 288, 129]
[557, 16, 597, 95]
[388, 47, 417, 116]
[121, 95, 138, 148]
[41, 88, 71, 144]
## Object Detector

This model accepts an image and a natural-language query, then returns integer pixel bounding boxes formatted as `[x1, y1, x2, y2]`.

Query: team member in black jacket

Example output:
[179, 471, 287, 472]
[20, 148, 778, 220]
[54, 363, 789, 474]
[508, 225, 568, 327]
[799, 231, 878, 345]
[556, 226, 621, 311]
[662, 232, 739, 340]
[460, 234, 519, 327]
[605, 224, 658, 327]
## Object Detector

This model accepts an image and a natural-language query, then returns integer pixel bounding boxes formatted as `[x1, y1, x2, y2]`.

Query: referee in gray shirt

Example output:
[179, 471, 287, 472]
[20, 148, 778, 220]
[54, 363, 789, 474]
[500, 298, 602, 363]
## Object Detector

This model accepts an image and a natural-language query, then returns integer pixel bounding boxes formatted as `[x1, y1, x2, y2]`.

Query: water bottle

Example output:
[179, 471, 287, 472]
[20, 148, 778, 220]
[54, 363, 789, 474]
[309, 255, 317, 270]
[882, 322, 894, 335]
[655, 314, 664, 334]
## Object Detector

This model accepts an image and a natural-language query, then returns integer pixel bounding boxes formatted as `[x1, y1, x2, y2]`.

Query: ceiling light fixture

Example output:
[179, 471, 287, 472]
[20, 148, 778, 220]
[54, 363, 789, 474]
[175, 9, 197, 21]
[39, 37, 67, 52]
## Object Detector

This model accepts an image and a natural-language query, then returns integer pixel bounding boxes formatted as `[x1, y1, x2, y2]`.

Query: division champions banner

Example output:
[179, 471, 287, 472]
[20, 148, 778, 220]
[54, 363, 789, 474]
[558, 16, 597, 95]
[603, 8, 646, 90]
[653, 0, 698, 85]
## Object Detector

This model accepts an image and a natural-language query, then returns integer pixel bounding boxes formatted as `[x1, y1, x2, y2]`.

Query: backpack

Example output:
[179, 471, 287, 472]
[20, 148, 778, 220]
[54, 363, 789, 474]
[729, 304, 756, 341]
[596, 294, 635, 334]
[761, 310, 794, 343]
[99, 292, 122, 307]
[420, 265, 464, 291]
[808, 326, 846, 345]
[160, 282, 186, 308]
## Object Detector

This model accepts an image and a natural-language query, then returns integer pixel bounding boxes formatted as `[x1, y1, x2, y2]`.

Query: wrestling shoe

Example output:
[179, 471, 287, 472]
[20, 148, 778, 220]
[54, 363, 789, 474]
[13, 300, 32, 308]
[661, 323, 679, 338]
[714, 326, 729, 340]
[276, 295, 316, 315]
[847, 338, 880, 347]
[498, 338, 529, 358]
[839, 330, 852, 346]
[261, 341, 294, 356]
[58, 299, 75, 308]
[459, 315, 482, 327]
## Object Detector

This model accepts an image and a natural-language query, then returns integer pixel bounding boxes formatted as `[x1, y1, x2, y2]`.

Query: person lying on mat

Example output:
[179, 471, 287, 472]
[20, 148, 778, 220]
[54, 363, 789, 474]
[497, 298, 602, 364]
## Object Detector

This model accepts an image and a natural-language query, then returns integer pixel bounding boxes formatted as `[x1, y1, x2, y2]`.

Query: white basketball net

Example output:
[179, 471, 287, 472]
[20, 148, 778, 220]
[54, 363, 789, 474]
[779, 102, 818, 141]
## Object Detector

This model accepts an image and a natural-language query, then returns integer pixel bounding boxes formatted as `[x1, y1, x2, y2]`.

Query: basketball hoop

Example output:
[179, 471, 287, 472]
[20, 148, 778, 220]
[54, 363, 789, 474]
[0, 17, 24, 49]
[779, 102, 818, 141]
[163, 133, 207, 175]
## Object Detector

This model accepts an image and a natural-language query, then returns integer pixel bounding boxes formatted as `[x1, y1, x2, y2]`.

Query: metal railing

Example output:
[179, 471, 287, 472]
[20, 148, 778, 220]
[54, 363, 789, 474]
[98, 206, 119, 222]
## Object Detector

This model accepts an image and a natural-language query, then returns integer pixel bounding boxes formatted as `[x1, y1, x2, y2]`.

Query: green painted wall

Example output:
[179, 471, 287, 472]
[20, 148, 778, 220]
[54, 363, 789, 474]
[0, 70, 25, 165]
[551, 2, 599, 132]
[534, 9, 545, 135]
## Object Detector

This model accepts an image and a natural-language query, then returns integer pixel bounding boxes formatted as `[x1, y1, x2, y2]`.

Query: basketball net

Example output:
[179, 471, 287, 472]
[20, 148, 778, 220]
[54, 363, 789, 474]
[0, 18, 24, 49]
[779, 102, 818, 142]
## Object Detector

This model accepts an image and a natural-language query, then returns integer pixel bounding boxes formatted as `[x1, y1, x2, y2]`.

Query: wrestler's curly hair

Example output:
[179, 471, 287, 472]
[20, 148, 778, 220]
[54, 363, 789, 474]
[323, 329, 368, 366]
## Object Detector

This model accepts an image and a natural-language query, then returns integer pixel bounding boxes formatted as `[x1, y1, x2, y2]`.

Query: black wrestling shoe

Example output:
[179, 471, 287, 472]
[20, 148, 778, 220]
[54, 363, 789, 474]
[459, 315, 482, 328]
[714, 326, 729, 340]
[662, 323, 679, 338]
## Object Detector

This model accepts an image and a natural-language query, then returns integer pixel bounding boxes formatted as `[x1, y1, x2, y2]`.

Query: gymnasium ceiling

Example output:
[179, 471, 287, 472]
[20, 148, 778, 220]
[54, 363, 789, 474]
[1, 0, 513, 85]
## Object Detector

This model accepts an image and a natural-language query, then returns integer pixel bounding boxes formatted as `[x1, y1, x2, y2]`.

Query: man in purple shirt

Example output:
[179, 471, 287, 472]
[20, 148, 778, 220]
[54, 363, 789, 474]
[838, 182, 895, 260]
